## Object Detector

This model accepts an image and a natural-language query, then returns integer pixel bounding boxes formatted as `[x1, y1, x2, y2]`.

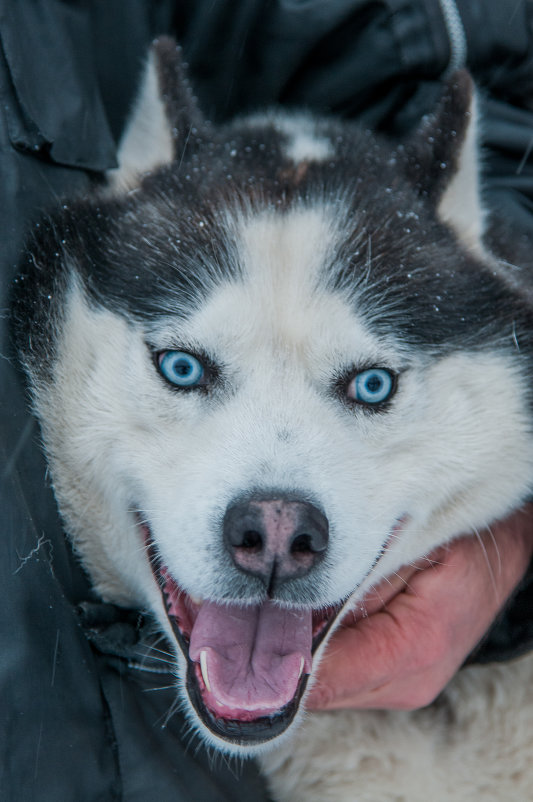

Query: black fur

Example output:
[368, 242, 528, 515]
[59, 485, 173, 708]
[11, 47, 533, 384]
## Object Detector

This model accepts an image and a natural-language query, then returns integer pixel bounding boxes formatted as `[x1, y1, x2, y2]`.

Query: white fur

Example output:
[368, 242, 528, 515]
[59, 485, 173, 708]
[260, 651, 533, 801]
[437, 94, 487, 256]
[107, 51, 174, 191]
[245, 111, 335, 163]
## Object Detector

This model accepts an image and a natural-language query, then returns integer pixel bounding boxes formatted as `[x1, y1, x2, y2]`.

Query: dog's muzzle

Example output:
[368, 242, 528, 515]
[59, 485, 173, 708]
[141, 496, 342, 748]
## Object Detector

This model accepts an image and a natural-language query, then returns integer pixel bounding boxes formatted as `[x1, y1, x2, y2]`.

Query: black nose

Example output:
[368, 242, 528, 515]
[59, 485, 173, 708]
[223, 496, 329, 590]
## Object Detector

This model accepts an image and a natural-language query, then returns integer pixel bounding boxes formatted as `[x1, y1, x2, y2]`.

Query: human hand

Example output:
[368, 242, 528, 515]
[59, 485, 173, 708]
[307, 506, 533, 711]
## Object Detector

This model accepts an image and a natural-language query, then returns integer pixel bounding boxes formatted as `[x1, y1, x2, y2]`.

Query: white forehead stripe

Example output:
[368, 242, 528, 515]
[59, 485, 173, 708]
[246, 111, 335, 164]
[238, 207, 335, 293]
[284, 131, 334, 163]
[175, 205, 385, 368]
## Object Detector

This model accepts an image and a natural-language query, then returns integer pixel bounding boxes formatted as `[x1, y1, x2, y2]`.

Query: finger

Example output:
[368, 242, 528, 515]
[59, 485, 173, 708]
[306, 604, 414, 710]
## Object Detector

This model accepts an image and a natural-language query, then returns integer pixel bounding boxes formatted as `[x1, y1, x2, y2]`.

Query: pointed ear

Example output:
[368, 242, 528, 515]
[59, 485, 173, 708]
[107, 37, 204, 191]
[404, 71, 486, 255]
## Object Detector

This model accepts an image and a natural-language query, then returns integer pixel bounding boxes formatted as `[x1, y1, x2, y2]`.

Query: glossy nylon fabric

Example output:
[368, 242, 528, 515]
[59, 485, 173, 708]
[1, 1, 533, 799]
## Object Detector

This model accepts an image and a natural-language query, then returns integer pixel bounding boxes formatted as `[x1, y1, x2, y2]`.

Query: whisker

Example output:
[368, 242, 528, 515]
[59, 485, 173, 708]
[142, 643, 175, 659]
[482, 523, 502, 578]
[134, 651, 176, 667]
[160, 696, 182, 729]
[142, 684, 176, 693]
[472, 526, 498, 596]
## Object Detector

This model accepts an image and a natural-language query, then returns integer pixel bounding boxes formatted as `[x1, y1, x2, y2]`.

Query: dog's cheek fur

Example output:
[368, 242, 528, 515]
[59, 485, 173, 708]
[28, 293, 153, 606]
[365, 352, 533, 578]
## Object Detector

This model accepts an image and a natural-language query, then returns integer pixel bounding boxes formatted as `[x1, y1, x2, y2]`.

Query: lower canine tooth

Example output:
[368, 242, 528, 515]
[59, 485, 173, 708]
[298, 656, 305, 679]
[200, 650, 212, 693]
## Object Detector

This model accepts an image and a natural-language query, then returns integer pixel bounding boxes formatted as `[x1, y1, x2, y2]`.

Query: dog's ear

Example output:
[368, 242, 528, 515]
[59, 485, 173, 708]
[108, 37, 204, 191]
[404, 72, 486, 255]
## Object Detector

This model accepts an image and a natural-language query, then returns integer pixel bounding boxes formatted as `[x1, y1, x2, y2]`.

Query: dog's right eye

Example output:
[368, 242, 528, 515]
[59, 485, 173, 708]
[157, 351, 205, 388]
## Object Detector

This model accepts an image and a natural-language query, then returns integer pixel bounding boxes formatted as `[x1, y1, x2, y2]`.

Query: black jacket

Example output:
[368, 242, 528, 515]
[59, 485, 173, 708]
[1, 2, 533, 799]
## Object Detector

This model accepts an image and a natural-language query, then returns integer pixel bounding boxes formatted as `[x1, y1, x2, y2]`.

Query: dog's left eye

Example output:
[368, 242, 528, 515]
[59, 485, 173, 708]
[157, 351, 205, 388]
[347, 368, 395, 406]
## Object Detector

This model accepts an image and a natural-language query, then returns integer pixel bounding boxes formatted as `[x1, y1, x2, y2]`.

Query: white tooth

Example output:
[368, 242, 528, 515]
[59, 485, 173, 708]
[189, 594, 203, 606]
[200, 650, 212, 693]
[298, 656, 305, 679]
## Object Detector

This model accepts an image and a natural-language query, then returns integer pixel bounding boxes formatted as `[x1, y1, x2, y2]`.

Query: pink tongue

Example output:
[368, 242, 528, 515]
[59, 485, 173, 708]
[189, 600, 312, 718]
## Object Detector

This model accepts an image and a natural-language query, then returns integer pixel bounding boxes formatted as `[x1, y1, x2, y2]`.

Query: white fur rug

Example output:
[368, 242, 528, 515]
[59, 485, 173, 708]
[260, 652, 533, 802]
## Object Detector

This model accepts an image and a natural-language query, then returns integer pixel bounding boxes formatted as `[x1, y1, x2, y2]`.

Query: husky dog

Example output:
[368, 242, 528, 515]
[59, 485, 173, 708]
[12, 37, 533, 762]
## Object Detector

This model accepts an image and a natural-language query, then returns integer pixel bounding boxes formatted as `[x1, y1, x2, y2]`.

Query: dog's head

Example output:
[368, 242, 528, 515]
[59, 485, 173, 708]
[12, 39, 533, 753]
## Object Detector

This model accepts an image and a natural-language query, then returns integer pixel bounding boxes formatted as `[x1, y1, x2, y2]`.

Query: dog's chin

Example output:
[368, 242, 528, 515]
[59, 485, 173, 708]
[140, 524, 342, 748]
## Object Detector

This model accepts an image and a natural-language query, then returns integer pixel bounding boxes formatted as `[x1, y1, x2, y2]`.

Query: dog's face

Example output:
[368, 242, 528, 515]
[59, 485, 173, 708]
[13, 40, 533, 753]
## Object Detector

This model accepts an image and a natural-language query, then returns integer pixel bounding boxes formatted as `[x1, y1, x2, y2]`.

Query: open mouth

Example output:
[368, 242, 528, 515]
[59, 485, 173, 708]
[143, 529, 341, 746]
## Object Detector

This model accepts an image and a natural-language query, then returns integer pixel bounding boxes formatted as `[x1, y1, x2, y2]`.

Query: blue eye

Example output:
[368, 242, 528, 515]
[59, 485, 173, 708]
[158, 351, 205, 388]
[349, 368, 395, 405]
